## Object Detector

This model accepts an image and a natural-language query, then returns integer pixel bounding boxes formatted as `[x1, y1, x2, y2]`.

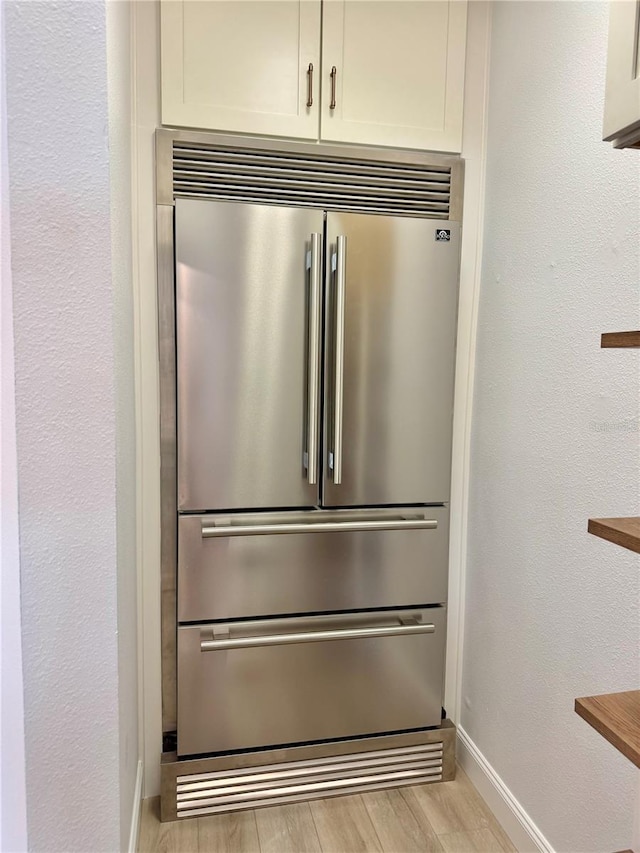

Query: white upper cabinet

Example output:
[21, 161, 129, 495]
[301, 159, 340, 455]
[321, 0, 467, 152]
[161, 1, 322, 139]
[160, 0, 467, 152]
[603, 0, 640, 146]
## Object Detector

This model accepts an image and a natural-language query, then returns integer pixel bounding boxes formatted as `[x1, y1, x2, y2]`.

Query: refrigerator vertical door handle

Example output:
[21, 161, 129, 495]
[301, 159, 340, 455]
[333, 235, 347, 485]
[307, 232, 323, 485]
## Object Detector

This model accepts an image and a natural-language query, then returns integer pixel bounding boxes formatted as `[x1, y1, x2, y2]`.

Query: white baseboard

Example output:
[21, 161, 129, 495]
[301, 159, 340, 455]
[128, 760, 144, 853]
[457, 727, 554, 853]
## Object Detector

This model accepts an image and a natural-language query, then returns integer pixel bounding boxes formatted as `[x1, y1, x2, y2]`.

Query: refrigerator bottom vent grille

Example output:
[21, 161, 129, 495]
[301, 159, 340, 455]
[175, 742, 444, 817]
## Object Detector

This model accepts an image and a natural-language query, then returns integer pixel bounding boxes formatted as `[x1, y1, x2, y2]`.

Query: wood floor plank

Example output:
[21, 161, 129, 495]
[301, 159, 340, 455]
[362, 788, 443, 852]
[198, 810, 260, 853]
[255, 802, 321, 853]
[481, 814, 517, 853]
[404, 772, 490, 836]
[310, 794, 382, 853]
[438, 828, 512, 852]
[450, 773, 516, 851]
[138, 799, 160, 853]
[138, 797, 198, 853]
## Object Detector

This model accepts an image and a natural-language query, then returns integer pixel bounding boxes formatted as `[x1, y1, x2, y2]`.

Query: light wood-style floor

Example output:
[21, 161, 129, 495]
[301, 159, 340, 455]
[138, 768, 517, 853]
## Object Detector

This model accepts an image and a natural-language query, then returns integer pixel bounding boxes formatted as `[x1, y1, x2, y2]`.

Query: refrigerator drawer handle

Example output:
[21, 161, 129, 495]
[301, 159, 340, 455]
[306, 232, 322, 485]
[200, 621, 436, 652]
[332, 234, 347, 485]
[201, 518, 438, 538]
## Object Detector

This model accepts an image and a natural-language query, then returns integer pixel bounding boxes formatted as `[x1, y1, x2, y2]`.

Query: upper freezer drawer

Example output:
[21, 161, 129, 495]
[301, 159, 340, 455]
[178, 507, 449, 623]
[177, 607, 446, 756]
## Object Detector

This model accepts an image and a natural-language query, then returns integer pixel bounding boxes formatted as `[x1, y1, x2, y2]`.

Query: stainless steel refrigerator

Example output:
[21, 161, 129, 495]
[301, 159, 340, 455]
[174, 198, 460, 758]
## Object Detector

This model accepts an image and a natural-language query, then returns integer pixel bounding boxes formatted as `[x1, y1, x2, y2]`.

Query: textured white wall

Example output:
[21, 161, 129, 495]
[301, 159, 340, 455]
[0, 4, 28, 849]
[464, 2, 640, 851]
[4, 1, 137, 850]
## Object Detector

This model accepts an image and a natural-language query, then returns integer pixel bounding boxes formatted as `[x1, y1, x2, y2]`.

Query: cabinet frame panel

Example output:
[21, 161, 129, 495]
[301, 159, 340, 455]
[319, 0, 468, 152]
[161, 0, 322, 139]
[603, 0, 640, 141]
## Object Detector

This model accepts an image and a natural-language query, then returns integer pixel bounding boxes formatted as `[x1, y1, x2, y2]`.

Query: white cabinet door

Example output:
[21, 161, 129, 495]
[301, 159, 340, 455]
[603, 0, 640, 142]
[161, 1, 321, 139]
[320, 0, 467, 152]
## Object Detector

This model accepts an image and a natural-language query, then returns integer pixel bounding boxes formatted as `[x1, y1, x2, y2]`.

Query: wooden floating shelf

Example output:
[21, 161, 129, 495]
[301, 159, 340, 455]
[588, 517, 640, 554]
[575, 690, 640, 769]
[601, 331, 640, 348]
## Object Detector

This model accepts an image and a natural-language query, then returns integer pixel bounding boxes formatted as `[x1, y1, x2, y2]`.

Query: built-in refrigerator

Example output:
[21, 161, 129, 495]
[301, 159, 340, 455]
[174, 197, 460, 759]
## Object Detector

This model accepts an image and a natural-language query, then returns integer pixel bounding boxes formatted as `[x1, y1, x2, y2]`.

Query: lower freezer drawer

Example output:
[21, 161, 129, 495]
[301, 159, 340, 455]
[177, 608, 446, 757]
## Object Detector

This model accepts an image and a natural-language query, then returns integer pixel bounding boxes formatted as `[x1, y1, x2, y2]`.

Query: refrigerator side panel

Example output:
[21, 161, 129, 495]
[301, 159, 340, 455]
[323, 214, 460, 507]
[176, 198, 323, 511]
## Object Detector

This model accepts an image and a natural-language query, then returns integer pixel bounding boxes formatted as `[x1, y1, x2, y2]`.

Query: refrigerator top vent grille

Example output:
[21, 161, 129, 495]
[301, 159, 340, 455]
[172, 142, 453, 219]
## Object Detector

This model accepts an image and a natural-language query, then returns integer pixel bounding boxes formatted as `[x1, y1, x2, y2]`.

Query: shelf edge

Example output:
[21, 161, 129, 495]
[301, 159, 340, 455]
[588, 517, 640, 554]
[601, 331, 640, 348]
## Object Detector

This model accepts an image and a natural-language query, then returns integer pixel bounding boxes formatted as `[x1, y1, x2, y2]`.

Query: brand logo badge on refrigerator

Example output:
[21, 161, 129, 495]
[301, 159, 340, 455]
[435, 229, 451, 242]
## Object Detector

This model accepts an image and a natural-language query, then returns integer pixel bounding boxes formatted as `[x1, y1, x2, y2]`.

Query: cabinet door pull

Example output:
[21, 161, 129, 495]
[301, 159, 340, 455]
[330, 66, 337, 110]
[306, 63, 314, 108]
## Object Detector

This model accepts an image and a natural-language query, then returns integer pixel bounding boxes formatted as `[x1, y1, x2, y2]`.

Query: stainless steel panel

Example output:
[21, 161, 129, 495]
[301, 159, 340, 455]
[323, 214, 460, 507]
[157, 204, 178, 732]
[175, 198, 324, 511]
[177, 608, 446, 756]
[178, 507, 449, 622]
